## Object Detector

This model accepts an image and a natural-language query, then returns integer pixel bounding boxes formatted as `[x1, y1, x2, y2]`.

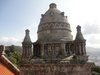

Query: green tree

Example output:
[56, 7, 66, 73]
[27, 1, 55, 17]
[9, 45, 14, 52]
[5, 45, 21, 66]
[92, 65, 100, 75]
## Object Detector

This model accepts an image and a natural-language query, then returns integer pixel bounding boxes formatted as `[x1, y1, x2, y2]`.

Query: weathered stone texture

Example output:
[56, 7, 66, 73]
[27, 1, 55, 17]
[20, 63, 92, 75]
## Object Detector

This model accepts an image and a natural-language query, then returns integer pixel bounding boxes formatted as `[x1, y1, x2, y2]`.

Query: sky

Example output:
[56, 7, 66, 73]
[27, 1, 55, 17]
[0, 0, 100, 48]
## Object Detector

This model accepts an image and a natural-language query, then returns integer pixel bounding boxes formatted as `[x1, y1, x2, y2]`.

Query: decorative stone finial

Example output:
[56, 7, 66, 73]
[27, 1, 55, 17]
[75, 25, 85, 41]
[49, 3, 56, 8]
[61, 12, 64, 16]
[23, 29, 32, 43]
[25, 29, 29, 34]
[77, 25, 81, 32]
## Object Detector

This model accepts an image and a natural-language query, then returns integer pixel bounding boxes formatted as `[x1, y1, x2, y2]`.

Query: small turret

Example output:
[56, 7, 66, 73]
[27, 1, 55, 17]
[22, 29, 32, 58]
[75, 25, 86, 55]
[75, 25, 85, 42]
[74, 25, 88, 63]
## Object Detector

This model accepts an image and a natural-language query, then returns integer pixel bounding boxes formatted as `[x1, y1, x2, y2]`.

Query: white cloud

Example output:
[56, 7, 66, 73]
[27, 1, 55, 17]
[0, 36, 21, 46]
[83, 24, 100, 35]
[84, 34, 100, 48]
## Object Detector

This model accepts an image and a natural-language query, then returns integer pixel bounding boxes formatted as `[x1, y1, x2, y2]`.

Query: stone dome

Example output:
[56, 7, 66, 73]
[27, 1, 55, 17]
[37, 3, 73, 42]
[39, 3, 68, 24]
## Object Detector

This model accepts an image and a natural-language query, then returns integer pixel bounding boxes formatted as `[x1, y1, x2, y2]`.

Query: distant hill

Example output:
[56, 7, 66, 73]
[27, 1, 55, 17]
[87, 47, 100, 66]
[5, 45, 22, 53]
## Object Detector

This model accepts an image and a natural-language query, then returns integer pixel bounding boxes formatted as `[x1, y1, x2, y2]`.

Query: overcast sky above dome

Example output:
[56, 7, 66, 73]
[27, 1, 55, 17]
[0, 0, 100, 48]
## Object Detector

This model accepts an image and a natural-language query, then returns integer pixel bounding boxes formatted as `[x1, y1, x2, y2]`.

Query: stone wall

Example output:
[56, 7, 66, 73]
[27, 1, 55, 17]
[20, 63, 92, 75]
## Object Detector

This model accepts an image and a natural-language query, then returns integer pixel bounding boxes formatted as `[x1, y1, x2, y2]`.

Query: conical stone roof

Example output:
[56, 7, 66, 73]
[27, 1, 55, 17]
[75, 25, 86, 42]
[40, 3, 68, 24]
[37, 3, 73, 42]
[23, 29, 32, 43]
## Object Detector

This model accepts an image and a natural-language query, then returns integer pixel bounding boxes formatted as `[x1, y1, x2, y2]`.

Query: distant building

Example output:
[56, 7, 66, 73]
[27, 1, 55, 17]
[20, 3, 93, 75]
[0, 45, 19, 75]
